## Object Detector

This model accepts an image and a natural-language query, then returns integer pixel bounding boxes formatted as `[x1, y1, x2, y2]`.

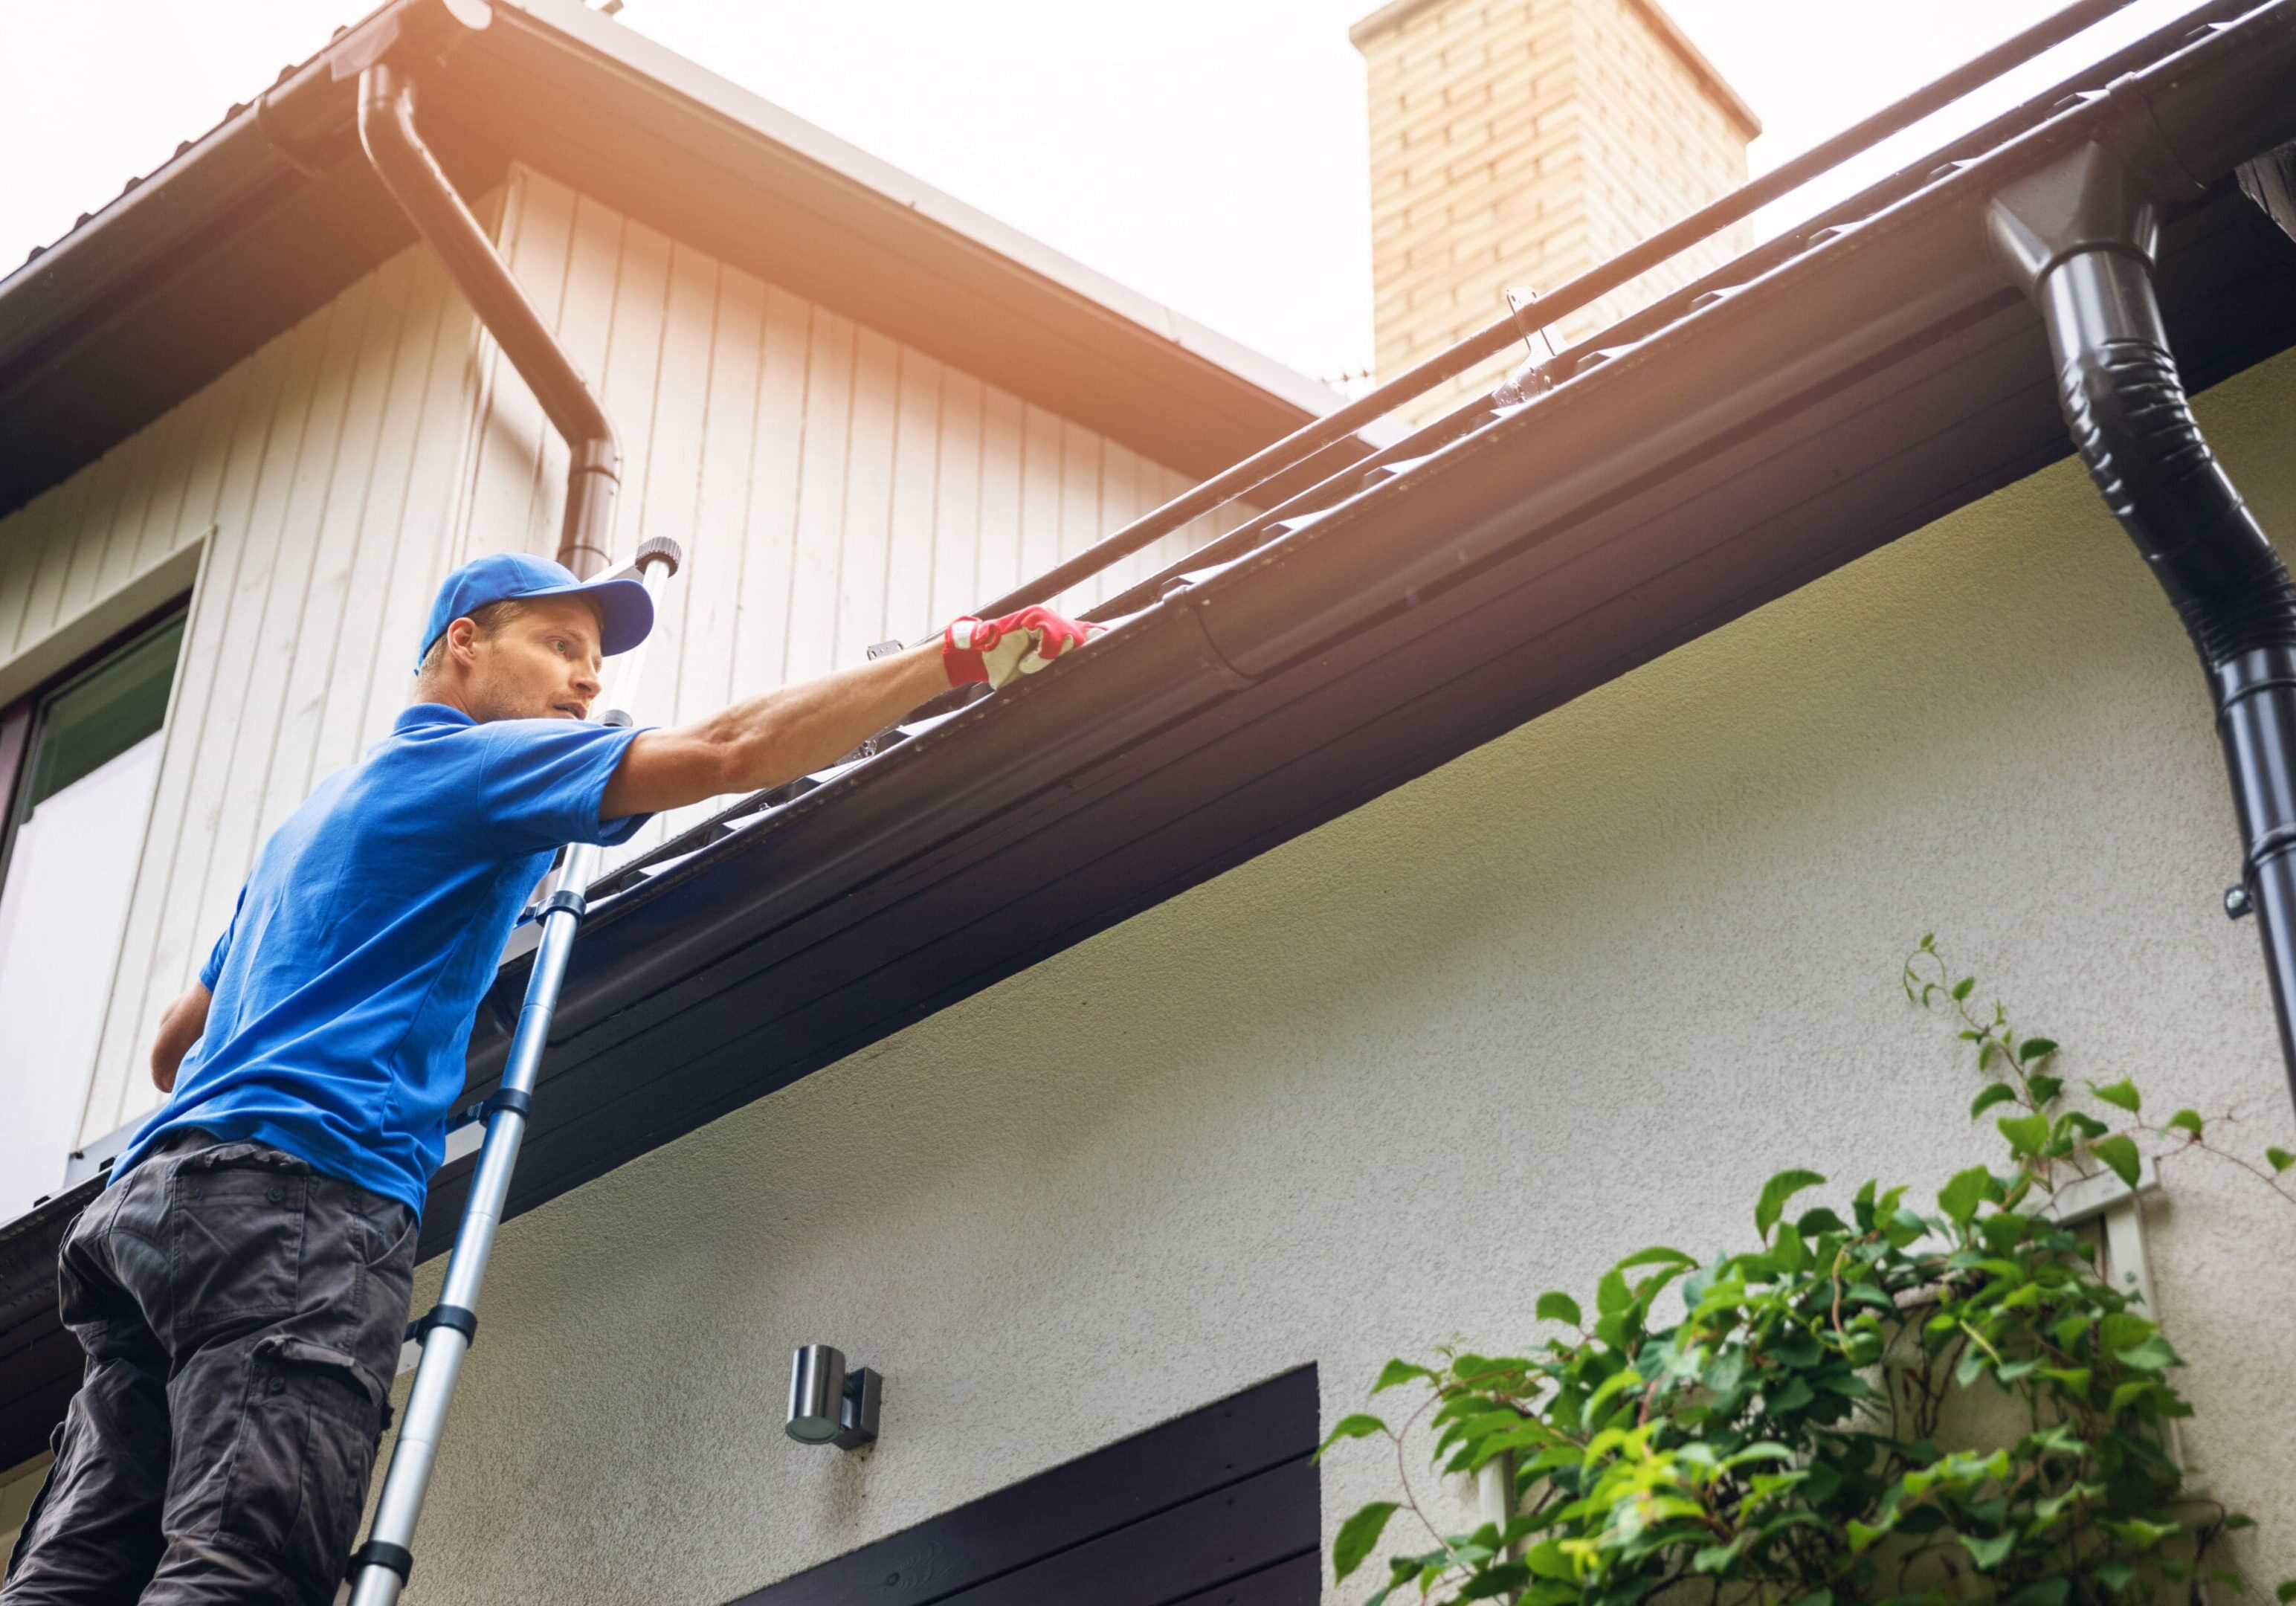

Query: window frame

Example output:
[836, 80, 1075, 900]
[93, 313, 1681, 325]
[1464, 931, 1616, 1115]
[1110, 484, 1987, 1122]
[0, 594, 190, 902]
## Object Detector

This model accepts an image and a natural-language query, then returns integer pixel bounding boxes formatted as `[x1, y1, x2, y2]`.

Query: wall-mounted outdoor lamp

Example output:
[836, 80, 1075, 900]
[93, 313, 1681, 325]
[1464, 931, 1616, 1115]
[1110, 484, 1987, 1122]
[787, 1344, 880, 1451]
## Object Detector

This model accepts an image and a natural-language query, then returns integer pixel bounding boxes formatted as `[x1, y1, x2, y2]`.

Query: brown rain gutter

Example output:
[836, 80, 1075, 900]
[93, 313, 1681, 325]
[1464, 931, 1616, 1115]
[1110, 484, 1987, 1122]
[355, 44, 622, 576]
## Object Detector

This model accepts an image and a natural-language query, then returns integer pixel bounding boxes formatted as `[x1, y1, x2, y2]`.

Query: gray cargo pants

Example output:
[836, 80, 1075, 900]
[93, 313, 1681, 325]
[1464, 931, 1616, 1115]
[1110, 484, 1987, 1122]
[2, 1131, 417, 1605]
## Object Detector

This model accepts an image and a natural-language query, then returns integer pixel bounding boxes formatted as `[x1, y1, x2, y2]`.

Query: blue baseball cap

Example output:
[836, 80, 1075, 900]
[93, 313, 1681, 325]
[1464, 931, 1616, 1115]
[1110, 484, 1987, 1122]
[417, 552, 654, 669]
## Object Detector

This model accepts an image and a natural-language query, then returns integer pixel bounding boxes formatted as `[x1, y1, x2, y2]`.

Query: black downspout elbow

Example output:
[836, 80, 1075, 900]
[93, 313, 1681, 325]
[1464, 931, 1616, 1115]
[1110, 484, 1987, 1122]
[356, 59, 622, 576]
[1989, 141, 2296, 1110]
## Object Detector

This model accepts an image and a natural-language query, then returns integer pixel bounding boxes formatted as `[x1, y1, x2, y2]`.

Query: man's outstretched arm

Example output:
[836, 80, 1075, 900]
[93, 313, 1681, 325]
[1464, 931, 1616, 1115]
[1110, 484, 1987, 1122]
[601, 606, 1100, 820]
[152, 983, 212, 1093]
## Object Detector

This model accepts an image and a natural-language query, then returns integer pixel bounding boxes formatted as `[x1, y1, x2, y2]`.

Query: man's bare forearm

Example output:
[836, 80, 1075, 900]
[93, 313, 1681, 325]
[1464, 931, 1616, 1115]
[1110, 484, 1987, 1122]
[151, 983, 212, 1093]
[600, 640, 948, 819]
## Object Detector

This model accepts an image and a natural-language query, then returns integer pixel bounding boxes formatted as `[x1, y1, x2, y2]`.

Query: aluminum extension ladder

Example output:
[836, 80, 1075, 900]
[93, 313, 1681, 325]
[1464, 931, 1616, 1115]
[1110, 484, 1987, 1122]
[346, 535, 681, 1606]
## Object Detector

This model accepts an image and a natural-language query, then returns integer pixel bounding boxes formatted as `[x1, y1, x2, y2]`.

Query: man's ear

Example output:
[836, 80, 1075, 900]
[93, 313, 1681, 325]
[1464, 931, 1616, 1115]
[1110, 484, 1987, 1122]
[446, 616, 483, 665]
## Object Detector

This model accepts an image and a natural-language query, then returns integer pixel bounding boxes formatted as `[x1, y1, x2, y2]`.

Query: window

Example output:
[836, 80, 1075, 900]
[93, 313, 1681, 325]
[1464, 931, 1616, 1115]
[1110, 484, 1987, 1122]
[0, 607, 187, 1218]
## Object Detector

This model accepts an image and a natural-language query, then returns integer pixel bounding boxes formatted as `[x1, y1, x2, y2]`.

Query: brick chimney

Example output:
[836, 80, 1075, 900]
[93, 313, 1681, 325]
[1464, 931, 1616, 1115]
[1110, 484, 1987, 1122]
[1351, 0, 1759, 419]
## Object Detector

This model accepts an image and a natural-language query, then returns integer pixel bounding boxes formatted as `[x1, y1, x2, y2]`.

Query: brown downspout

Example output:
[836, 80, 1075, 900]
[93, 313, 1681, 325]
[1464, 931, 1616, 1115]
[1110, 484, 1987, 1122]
[356, 58, 622, 577]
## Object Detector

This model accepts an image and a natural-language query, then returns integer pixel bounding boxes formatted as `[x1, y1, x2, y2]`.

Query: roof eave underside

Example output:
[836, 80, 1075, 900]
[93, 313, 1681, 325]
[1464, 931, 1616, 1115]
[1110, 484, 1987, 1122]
[0, 0, 1338, 523]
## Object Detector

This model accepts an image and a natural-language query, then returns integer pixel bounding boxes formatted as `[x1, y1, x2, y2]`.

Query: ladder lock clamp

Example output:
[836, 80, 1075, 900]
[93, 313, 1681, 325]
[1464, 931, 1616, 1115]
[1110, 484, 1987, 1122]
[349, 1540, 415, 1584]
[483, 1087, 533, 1121]
[411, 1303, 479, 1347]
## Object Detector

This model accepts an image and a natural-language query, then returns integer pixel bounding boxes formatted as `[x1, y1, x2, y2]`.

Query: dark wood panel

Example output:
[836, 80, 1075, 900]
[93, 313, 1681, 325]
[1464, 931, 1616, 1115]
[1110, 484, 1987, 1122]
[935, 1459, 1317, 1606]
[737, 1367, 1317, 1606]
[1166, 1552, 1320, 1606]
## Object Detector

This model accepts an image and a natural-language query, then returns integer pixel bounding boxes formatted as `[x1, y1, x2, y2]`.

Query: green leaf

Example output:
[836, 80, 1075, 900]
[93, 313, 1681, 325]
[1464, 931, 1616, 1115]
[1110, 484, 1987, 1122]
[2271, 1147, 2296, 1174]
[1535, 1291, 1582, 1327]
[2274, 1582, 2296, 1605]
[2092, 1134, 2142, 1189]
[1315, 1414, 1387, 1460]
[1970, 1082, 2018, 1120]
[2094, 1563, 2137, 1595]
[2115, 1335, 2181, 1374]
[2019, 1037, 2059, 1062]
[1692, 1538, 1747, 1574]
[2089, 1078, 2141, 1114]
[2109, 1379, 2154, 1413]
[1755, 1170, 1826, 1242]
[1614, 1245, 1696, 1273]
[1372, 1360, 1436, 1395]
[1796, 1206, 1848, 1235]
[1845, 1519, 1888, 1554]
[1585, 1367, 1645, 1416]
[1767, 1376, 1814, 1413]
[2168, 1109, 2204, 1137]
[1596, 1268, 1631, 1316]
[1938, 1165, 1993, 1225]
[1962, 1530, 2016, 1570]
[1952, 976, 1976, 1001]
[1459, 1564, 1533, 1601]
[1332, 1501, 1397, 1581]
[1998, 1112, 2051, 1156]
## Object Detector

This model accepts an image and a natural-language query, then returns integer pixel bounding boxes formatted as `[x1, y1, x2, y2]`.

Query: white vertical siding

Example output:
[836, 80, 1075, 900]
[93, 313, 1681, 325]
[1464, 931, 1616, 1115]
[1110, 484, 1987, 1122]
[474, 166, 1249, 858]
[0, 161, 1260, 1155]
[68, 246, 494, 1143]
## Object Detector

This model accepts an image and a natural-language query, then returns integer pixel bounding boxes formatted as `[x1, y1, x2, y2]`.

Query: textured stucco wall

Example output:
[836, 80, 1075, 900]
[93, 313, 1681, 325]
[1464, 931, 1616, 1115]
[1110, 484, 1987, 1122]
[388, 346, 2296, 1603]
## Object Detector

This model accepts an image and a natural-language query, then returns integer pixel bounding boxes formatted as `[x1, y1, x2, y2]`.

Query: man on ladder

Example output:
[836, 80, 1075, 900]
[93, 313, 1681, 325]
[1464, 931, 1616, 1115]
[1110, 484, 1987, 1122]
[1, 548, 1098, 1605]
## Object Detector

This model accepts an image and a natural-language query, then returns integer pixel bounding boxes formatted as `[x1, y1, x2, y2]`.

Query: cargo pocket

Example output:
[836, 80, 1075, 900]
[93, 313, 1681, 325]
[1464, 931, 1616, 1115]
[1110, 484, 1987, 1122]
[172, 1156, 309, 1344]
[217, 1336, 382, 1589]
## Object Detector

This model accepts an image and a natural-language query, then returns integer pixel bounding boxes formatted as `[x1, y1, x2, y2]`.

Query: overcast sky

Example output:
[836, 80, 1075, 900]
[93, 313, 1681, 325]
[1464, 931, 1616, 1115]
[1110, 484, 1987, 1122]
[0, 0, 2207, 386]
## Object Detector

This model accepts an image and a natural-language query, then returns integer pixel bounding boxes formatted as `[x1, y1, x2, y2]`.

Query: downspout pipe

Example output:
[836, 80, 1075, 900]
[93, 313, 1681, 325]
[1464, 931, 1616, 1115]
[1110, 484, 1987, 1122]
[356, 57, 622, 576]
[1988, 138, 2296, 1108]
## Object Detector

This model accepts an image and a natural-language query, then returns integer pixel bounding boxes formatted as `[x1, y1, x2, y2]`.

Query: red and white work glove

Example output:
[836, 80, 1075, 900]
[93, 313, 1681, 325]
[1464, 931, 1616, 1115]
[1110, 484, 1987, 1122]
[942, 606, 1106, 690]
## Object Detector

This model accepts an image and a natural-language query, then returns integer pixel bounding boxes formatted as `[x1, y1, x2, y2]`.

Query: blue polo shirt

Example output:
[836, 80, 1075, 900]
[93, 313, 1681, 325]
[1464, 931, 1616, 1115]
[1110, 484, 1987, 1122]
[115, 703, 651, 1218]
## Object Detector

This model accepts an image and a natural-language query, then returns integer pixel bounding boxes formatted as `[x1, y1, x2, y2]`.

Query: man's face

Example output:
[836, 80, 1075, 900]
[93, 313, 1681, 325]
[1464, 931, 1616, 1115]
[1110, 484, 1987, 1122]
[459, 596, 606, 723]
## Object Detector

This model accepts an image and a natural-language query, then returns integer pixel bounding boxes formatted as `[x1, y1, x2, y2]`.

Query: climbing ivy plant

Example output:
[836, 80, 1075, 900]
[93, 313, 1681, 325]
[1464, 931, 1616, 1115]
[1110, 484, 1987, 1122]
[1325, 938, 2292, 1606]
